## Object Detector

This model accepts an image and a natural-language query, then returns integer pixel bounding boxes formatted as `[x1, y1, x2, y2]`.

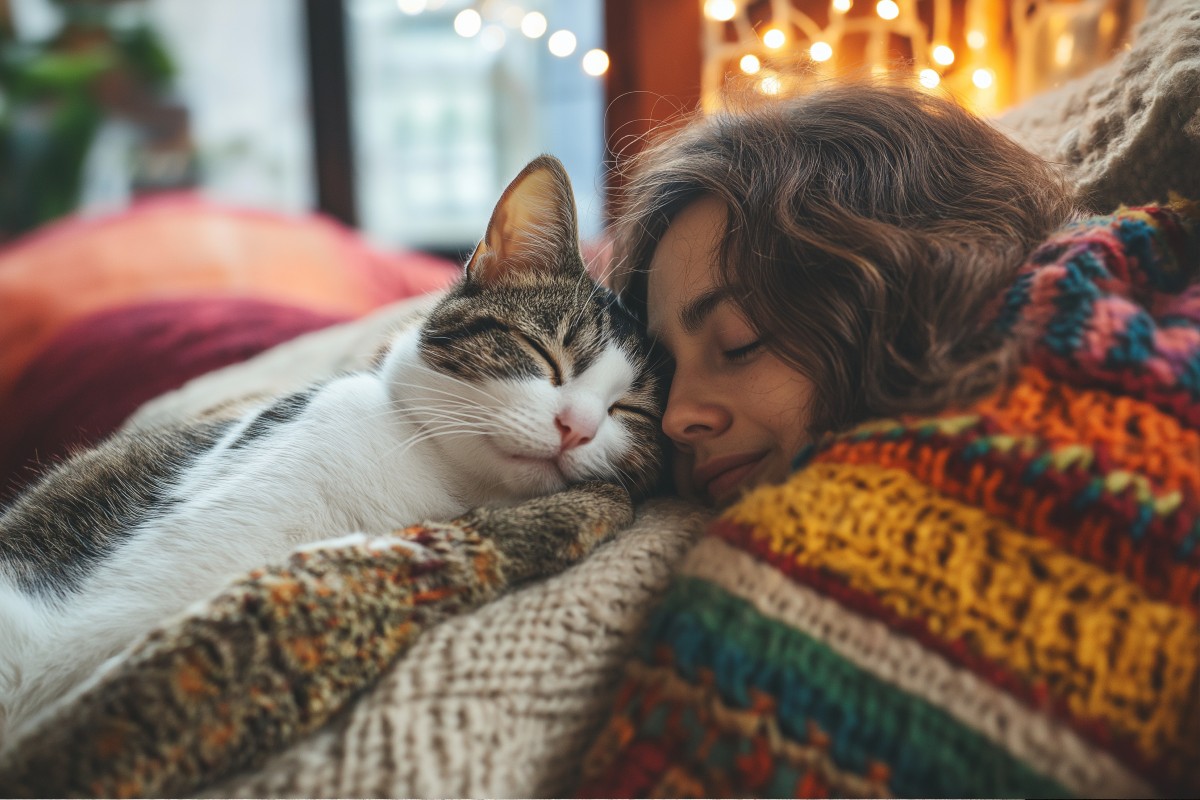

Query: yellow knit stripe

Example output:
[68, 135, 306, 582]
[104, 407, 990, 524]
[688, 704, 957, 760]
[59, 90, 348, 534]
[726, 462, 1200, 771]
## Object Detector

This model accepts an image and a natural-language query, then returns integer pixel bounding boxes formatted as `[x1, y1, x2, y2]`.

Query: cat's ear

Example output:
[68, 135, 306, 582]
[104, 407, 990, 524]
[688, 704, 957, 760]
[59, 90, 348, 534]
[465, 155, 583, 287]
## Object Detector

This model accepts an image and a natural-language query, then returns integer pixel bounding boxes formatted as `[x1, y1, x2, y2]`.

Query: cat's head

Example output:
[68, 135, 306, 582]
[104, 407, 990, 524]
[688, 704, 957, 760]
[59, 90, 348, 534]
[386, 155, 665, 501]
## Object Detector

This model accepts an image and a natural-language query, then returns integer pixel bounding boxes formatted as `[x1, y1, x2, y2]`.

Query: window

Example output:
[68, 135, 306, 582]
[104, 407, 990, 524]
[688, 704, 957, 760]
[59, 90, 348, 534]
[345, 0, 606, 252]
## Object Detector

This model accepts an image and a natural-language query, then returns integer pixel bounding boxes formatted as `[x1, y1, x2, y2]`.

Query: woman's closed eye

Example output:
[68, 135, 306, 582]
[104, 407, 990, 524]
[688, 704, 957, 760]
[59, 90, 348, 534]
[722, 339, 763, 362]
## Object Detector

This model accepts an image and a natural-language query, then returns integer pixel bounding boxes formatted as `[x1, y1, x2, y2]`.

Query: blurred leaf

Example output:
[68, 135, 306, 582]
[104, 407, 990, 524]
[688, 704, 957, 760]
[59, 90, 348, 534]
[0, 45, 114, 97]
[0, 2, 177, 239]
[115, 25, 174, 87]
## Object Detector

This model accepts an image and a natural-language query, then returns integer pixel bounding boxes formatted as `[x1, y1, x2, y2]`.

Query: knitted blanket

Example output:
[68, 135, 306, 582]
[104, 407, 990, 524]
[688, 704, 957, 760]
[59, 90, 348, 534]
[579, 202, 1200, 798]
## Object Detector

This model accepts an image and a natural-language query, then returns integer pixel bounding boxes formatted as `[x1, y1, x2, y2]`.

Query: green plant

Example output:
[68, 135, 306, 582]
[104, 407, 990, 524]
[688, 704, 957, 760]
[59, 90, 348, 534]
[0, 0, 174, 239]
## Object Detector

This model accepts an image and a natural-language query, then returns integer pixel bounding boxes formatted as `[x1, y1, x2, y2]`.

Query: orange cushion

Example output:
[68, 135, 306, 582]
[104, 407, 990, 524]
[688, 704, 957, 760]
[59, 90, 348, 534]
[0, 193, 458, 403]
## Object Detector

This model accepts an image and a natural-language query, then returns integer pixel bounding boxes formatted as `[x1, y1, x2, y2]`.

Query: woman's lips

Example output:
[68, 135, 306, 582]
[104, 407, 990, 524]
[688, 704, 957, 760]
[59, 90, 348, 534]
[693, 451, 768, 502]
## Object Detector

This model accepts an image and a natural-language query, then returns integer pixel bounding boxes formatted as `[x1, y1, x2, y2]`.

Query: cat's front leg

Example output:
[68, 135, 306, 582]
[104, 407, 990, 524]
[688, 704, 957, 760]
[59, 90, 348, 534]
[449, 480, 633, 583]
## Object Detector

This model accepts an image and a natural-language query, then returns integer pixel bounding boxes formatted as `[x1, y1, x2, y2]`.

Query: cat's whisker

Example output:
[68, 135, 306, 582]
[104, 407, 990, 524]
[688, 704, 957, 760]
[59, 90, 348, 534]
[380, 424, 498, 466]
[387, 381, 499, 411]
[339, 401, 483, 428]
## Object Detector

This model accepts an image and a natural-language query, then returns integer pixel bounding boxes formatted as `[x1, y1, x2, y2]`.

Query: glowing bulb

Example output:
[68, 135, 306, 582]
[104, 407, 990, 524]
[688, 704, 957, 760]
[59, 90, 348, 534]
[972, 68, 994, 89]
[520, 11, 547, 38]
[548, 29, 577, 57]
[918, 68, 940, 88]
[810, 41, 833, 62]
[739, 54, 761, 74]
[1054, 33, 1074, 66]
[397, 0, 426, 14]
[966, 30, 986, 50]
[759, 75, 781, 95]
[876, 0, 899, 20]
[481, 25, 506, 51]
[932, 45, 954, 66]
[833, 0, 852, 12]
[762, 28, 786, 49]
[704, 0, 737, 21]
[582, 48, 610, 76]
[454, 9, 482, 37]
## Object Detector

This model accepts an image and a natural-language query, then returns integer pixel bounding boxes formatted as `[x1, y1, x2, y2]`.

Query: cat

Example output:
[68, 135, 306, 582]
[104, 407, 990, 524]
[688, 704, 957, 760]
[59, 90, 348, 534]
[0, 155, 665, 745]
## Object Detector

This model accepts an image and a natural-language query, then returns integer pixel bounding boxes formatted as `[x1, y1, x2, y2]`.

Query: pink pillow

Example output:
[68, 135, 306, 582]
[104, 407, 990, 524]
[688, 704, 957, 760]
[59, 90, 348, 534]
[0, 297, 351, 504]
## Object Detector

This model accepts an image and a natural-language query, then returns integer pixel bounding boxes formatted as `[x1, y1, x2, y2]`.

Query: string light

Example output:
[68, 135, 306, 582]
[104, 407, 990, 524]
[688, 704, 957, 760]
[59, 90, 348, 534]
[412, 2, 604, 78]
[876, 0, 899, 21]
[704, 0, 738, 22]
[582, 48, 609, 76]
[520, 11, 547, 38]
[548, 29, 577, 57]
[696, 0, 1131, 117]
[1054, 34, 1074, 66]
[454, 8, 482, 37]
[762, 28, 786, 49]
[932, 45, 954, 66]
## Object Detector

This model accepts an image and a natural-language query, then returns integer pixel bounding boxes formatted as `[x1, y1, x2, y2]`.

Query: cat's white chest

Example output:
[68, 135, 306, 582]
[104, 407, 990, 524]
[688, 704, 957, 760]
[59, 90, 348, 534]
[171, 372, 468, 555]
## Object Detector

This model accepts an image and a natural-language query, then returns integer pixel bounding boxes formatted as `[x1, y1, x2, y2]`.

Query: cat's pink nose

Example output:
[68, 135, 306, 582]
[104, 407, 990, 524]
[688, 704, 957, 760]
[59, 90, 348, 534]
[556, 414, 595, 451]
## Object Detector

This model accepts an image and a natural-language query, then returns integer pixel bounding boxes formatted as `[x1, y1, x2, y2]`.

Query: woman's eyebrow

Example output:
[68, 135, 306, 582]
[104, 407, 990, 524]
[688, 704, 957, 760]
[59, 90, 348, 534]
[680, 287, 731, 334]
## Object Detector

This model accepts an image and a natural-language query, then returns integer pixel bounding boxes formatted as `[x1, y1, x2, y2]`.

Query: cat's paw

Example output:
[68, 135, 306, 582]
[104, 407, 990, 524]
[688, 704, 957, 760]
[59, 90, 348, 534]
[453, 480, 633, 582]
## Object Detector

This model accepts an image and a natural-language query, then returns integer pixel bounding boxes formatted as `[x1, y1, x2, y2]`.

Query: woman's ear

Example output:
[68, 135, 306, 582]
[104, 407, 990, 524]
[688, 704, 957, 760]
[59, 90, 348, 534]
[464, 154, 583, 287]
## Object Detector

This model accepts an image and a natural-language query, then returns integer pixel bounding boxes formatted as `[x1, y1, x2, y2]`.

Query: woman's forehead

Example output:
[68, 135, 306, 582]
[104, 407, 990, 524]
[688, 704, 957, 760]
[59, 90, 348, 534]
[645, 196, 728, 336]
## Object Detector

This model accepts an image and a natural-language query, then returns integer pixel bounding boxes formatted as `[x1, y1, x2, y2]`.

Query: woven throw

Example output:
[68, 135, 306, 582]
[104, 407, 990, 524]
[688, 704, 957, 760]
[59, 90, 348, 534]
[579, 201, 1200, 798]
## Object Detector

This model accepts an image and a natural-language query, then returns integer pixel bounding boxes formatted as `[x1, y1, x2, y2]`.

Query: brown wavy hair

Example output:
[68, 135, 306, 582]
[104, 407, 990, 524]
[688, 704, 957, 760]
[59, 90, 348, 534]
[612, 81, 1077, 437]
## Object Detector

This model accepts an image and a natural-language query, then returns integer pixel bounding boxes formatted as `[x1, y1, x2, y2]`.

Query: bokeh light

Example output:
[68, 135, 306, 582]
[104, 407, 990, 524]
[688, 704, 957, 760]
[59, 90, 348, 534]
[582, 48, 610, 76]
[454, 8, 482, 37]
[548, 29, 577, 57]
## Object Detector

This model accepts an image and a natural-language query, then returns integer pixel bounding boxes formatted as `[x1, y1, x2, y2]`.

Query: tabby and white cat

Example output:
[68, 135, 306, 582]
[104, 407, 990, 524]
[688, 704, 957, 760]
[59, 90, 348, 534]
[0, 155, 664, 744]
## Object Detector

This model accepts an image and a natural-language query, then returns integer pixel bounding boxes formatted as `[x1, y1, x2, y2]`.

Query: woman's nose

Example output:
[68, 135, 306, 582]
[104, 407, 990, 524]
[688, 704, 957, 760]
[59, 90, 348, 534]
[661, 372, 732, 444]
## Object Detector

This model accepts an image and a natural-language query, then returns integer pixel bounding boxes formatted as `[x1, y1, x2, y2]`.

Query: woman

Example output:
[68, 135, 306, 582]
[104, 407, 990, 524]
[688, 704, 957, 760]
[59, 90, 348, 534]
[581, 80, 1200, 798]
[612, 82, 1078, 505]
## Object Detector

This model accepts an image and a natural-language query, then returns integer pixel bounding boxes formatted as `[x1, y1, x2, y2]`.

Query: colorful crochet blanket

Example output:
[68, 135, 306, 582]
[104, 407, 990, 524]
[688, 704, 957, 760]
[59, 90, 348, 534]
[579, 202, 1200, 798]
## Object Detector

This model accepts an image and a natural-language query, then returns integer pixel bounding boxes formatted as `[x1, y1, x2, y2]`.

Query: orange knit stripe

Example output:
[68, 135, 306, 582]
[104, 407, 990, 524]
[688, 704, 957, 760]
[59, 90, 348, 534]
[975, 366, 1199, 497]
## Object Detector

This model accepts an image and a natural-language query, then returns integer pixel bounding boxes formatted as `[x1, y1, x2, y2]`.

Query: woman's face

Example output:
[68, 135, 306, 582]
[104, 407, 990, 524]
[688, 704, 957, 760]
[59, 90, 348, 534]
[646, 195, 817, 507]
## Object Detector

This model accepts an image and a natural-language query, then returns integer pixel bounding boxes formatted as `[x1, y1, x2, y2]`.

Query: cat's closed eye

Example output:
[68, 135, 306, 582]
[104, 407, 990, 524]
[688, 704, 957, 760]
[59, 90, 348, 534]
[514, 331, 563, 386]
[609, 402, 659, 422]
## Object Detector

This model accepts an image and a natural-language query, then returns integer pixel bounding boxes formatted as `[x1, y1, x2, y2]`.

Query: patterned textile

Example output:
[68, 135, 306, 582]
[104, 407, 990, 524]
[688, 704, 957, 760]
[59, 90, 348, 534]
[579, 202, 1200, 798]
[0, 483, 635, 798]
